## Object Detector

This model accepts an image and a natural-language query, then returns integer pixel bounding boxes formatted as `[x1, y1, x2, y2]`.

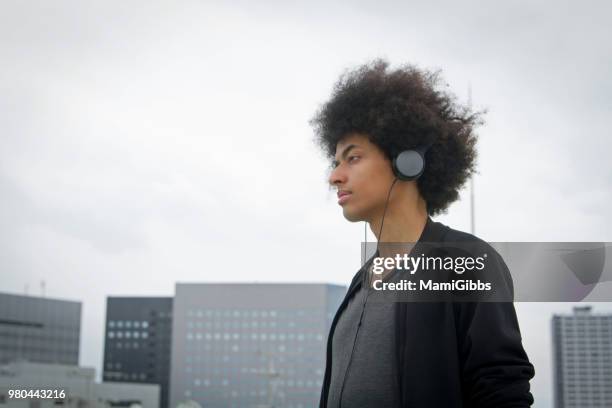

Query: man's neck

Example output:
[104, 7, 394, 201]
[369, 193, 429, 259]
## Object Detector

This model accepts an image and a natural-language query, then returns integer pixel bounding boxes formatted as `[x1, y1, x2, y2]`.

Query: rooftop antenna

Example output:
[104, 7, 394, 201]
[468, 82, 475, 235]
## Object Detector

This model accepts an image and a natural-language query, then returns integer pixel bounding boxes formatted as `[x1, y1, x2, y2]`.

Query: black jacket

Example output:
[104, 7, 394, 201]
[319, 217, 535, 407]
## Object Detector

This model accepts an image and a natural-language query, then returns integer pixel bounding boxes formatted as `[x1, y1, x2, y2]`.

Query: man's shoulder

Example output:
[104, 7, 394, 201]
[432, 221, 506, 266]
[436, 221, 514, 298]
[423, 217, 489, 245]
[434, 220, 496, 249]
[435, 221, 482, 243]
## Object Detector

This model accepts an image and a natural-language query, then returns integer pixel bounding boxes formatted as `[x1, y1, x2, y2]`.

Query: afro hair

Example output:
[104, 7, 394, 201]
[310, 58, 483, 216]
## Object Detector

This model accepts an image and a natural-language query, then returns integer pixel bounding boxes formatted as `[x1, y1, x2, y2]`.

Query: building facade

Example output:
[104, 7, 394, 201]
[552, 306, 612, 408]
[102, 297, 172, 408]
[0, 292, 80, 366]
[169, 283, 345, 408]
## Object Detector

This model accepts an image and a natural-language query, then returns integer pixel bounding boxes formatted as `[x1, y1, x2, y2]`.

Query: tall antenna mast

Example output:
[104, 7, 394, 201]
[468, 82, 475, 235]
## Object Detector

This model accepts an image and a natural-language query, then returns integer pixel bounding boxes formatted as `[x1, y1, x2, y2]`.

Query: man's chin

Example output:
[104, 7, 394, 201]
[342, 208, 366, 222]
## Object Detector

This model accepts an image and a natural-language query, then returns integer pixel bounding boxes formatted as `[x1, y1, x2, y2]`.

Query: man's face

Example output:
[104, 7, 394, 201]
[329, 133, 396, 222]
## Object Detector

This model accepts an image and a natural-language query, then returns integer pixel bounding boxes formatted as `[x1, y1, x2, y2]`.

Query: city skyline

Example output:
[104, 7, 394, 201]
[4, 287, 612, 407]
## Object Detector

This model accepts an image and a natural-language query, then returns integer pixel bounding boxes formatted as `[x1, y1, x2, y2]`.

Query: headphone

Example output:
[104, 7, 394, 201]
[392, 140, 435, 181]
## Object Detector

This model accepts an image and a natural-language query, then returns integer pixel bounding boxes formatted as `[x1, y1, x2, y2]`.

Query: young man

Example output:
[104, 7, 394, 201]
[311, 60, 535, 407]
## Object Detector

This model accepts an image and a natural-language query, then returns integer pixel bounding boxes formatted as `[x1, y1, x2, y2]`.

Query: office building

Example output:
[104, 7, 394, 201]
[0, 292, 80, 366]
[169, 283, 345, 408]
[103, 297, 172, 408]
[552, 306, 612, 408]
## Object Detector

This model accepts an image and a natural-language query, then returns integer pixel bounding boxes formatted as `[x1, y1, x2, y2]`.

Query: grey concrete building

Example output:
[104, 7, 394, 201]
[552, 306, 612, 408]
[169, 283, 345, 408]
[0, 292, 80, 366]
[0, 361, 159, 407]
[103, 297, 172, 408]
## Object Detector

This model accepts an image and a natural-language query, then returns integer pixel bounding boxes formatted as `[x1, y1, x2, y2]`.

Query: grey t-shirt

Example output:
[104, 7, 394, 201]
[326, 271, 401, 408]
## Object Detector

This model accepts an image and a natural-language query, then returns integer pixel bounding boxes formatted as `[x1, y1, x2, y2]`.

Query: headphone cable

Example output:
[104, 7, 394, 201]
[363, 177, 399, 289]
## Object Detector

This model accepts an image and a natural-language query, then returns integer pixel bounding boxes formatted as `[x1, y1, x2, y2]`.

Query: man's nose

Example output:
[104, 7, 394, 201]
[329, 165, 347, 187]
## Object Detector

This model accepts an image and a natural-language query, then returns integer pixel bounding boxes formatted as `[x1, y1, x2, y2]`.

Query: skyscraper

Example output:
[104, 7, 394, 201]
[169, 283, 345, 408]
[0, 292, 81, 366]
[552, 306, 612, 408]
[103, 297, 173, 408]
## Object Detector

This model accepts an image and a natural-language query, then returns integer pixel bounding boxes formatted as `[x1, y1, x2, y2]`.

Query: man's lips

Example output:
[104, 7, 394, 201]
[337, 191, 352, 205]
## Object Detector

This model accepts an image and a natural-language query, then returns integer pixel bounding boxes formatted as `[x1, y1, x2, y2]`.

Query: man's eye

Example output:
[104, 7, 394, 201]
[348, 155, 360, 163]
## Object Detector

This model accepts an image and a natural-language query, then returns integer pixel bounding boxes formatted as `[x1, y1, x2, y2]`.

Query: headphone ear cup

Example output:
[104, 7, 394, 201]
[393, 150, 425, 181]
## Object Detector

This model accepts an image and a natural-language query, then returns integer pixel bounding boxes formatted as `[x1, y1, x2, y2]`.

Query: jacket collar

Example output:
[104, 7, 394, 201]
[345, 216, 448, 299]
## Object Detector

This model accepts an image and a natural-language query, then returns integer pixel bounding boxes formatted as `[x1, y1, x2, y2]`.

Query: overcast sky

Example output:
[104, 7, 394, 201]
[1, 1, 611, 406]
